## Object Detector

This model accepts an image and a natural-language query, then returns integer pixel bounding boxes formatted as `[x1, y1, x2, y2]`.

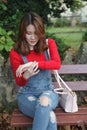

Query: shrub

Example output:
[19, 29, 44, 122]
[54, 17, 71, 27]
[0, 27, 14, 62]
[82, 30, 87, 42]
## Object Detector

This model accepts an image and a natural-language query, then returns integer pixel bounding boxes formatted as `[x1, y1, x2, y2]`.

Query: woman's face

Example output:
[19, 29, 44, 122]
[25, 24, 39, 49]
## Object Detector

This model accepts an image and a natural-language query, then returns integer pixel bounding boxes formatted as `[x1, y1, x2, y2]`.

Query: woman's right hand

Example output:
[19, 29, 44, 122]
[23, 61, 40, 79]
[16, 61, 39, 78]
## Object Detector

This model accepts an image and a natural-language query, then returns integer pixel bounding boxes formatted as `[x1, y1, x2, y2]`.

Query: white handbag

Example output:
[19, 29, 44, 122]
[53, 70, 78, 113]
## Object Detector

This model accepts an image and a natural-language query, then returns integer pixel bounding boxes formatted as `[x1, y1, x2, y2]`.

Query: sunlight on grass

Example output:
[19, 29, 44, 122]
[55, 32, 83, 52]
[46, 26, 86, 52]
[46, 26, 86, 33]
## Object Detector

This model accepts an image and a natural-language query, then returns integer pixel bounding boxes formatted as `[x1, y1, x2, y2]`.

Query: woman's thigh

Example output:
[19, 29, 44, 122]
[17, 93, 37, 117]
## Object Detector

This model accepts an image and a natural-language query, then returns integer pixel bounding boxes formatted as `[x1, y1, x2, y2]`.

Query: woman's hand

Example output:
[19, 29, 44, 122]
[16, 61, 39, 78]
[23, 62, 39, 79]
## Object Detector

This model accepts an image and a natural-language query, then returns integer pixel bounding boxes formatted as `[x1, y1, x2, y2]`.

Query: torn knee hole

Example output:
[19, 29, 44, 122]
[39, 96, 50, 106]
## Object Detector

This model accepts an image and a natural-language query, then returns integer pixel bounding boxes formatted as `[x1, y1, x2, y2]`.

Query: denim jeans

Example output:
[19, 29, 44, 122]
[17, 54, 59, 130]
[17, 90, 59, 130]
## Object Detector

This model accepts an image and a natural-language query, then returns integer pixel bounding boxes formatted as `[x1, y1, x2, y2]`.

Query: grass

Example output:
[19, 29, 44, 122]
[46, 26, 86, 53]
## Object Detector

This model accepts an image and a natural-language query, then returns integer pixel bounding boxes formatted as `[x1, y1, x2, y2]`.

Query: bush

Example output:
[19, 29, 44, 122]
[0, 27, 14, 62]
[54, 17, 71, 27]
[82, 30, 87, 42]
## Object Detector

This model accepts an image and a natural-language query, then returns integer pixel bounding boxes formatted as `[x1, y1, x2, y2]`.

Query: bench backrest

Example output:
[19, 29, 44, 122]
[58, 64, 87, 74]
[53, 64, 87, 91]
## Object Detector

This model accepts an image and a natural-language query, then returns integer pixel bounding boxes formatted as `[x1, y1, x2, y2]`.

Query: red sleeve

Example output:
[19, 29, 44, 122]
[38, 38, 61, 70]
[10, 49, 28, 86]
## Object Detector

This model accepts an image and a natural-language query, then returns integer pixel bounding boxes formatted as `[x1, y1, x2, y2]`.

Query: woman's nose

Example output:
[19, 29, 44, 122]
[31, 34, 35, 39]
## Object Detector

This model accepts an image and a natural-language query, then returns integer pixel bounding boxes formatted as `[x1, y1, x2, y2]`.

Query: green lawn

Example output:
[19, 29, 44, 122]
[46, 26, 86, 52]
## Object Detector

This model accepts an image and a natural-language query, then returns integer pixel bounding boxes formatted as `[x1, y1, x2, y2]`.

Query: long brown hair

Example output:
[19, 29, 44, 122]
[14, 12, 48, 55]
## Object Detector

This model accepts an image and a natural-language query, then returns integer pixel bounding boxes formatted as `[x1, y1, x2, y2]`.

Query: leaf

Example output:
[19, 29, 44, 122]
[0, 36, 5, 42]
[7, 31, 14, 36]
[0, 45, 4, 51]
[0, 27, 6, 35]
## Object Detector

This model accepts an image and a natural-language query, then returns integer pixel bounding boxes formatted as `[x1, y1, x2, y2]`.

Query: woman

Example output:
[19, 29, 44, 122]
[10, 12, 61, 130]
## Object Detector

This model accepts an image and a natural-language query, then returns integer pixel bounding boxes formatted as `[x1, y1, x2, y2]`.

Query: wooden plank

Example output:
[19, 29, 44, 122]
[58, 64, 87, 74]
[11, 116, 32, 126]
[56, 115, 87, 125]
[53, 81, 87, 91]
[11, 114, 87, 126]
[12, 107, 87, 116]
[56, 107, 87, 125]
[11, 107, 87, 127]
[55, 107, 87, 115]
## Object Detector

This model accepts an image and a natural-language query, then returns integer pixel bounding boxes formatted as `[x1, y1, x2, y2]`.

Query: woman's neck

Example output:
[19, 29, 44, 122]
[30, 46, 34, 50]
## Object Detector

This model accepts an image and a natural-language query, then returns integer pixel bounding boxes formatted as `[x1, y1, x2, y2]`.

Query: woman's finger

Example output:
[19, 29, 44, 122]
[16, 62, 33, 77]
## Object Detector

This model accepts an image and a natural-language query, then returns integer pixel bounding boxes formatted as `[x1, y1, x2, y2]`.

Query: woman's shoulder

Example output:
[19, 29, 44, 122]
[10, 49, 21, 58]
[10, 49, 17, 55]
[47, 38, 56, 46]
[10, 49, 23, 63]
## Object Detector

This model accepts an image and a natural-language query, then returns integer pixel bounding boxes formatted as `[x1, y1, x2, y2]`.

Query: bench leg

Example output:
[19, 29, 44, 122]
[11, 127, 15, 130]
[64, 125, 71, 130]
[11, 127, 28, 130]
[80, 124, 86, 130]
[15, 127, 20, 130]
[58, 125, 71, 130]
[19, 127, 28, 130]
[58, 126, 64, 130]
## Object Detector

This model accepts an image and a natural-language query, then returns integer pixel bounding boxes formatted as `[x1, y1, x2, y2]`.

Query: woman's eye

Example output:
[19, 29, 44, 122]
[27, 32, 31, 35]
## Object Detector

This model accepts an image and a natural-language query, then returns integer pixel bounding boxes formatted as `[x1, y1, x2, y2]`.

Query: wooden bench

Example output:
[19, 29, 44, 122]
[10, 64, 87, 130]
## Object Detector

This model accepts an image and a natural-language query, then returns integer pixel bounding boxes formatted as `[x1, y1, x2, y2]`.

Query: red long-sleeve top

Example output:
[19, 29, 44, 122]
[10, 38, 61, 86]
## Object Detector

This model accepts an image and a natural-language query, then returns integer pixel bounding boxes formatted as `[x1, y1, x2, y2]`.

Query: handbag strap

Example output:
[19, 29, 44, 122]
[53, 70, 73, 95]
[46, 39, 73, 95]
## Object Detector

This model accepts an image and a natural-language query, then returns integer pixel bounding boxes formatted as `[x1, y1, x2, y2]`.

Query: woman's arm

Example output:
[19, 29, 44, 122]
[10, 50, 39, 86]
[38, 38, 61, 70]
[10, 50, 28, 86]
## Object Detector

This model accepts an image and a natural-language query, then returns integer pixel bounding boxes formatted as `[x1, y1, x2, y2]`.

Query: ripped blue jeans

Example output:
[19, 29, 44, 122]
[17, 90, 59, 130]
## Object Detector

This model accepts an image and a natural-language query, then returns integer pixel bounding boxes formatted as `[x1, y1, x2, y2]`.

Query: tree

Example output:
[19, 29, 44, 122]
[0, 0, 83, 61]
[47, 0, 83, 17]
[1, 0, 83, 26]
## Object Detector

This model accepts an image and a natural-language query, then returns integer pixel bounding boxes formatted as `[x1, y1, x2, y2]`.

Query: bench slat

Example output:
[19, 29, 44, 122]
[55, 107, 87, 115]
[11, 116, 32, 126]
[57, 115, 87, 125]
[58, 64, 87, 74]
[11, 107, 87, 127]
[54, 81, 87, 91]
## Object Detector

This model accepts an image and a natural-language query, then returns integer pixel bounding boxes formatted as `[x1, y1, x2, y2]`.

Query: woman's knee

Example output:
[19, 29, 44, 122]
[39, 96, 51, 107]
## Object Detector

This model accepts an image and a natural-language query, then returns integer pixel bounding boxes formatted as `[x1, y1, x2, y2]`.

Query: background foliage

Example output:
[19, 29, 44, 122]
[0, 0, 84, 61]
